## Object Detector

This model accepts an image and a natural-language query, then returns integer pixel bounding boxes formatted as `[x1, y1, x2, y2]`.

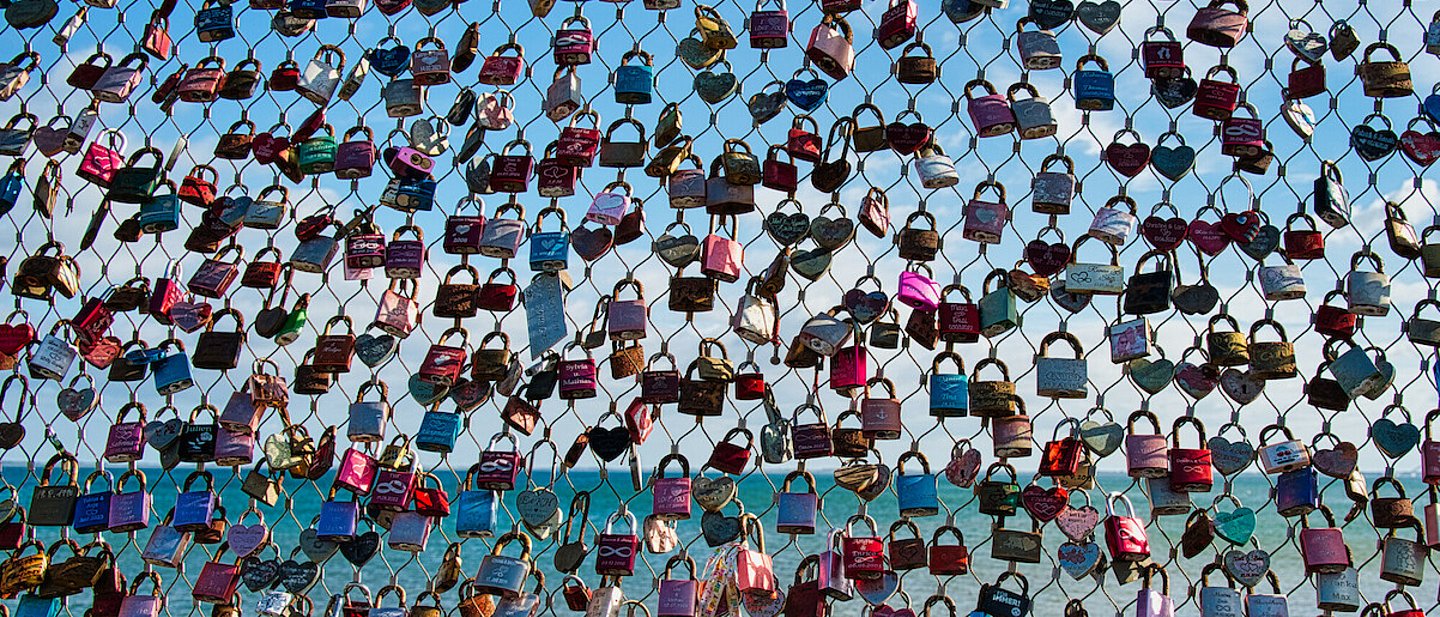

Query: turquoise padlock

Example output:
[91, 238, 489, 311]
[528, 206, 570, 272]
[16, 595, 60, 617]
[1329, 341, 1382, 399]
[138, 181, 182, 233]
[415, 409, 462, 453]
[150, 338, 194, 395]
[927, 351, 969, 417]
[978, 268, 1019, 337]
[895, 450, 939, 517]
[297, 125, 338, 175]
[0, 162, 24, 217]
[455, 479, 498, 538]
[1073, 54, 1116, 111]
[614, 50, 654, 105]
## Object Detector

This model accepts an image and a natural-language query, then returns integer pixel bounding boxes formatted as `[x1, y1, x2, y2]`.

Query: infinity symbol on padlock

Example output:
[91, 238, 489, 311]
[479, 460, 513, 473]
[597, 546, 633, 558]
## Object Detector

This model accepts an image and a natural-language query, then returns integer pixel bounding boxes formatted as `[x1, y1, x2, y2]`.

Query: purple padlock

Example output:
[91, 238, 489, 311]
[558, 345, 598, 400]
[658, 555, 699, 617]
[594, 510, 640, 576]
[104, 402, 147, 463]
[964, 79, 1016, 137]
[108, 469, 152, 532]
[749, 1, 790, 49]
[384, 225, 427, 279]
[650, 454, 692, 520]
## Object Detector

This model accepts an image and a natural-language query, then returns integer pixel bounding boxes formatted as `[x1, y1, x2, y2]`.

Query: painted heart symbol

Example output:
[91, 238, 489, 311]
[1175, 362, 1218, 399]
[278, 559, 320, 594]
[1213, 508, 1257, 545]
[1207, 436, 1253, 475]
[1187, 219, 1230, 256]
[1239, 224, 1280, 261]
[408, 375, 450, 406]
[80, 336, 122, 369]
[765, 211, 810, 245]
[0, 323, 35, 355]
[515, 488, 561, 528]
[31, 126, 68, 158]
[693, 476, 738, 511]
[944, 448, 982, 487]
[1400, 129, 1440, 167]
[784, 78, 828, 112]
[1219, 368, 1264, 405]
[1020, 484, 1069, 522]
[298, 528, 339, 563]
[367, 45, 411, 78]
[1024, 240, 1071, 276]
[1056, 505, 1101, 542]
[355, 332, 400, 368]
[1028, 0, 1074, 29]
[170, 301, 213, 334]
[1351, 124, 1398, 161]
[57, 386, 98, 421]
[1371, 418, 1421, 459]
[843, 289, 890, 324]
[0, 423, 24, 450]
[144, 418, 184, 450]
[700, 510, 742, 546]
[1219, 211, 1261, 243]
[1223, 549, 1271, 588]
[587, 425, 631, 461]
[1105, 142, 1150, 177]
[228, 523, 270, 558]
[1079, 420, 1124, 456]
[885, 122, 932, 155]
[1075, 0, 1120, 34]
[570, 225, 614, 261]
[242, 556, 282, 592]
[1050, 282, 1091, 314]
[250, 133, 289, 165]
[1127, 358, 1174, 395]
[1313, 441, 1358, 478]
[854, 571, 899, 605]
[339, 531, 381, 566]
[1149, 144, 1195, 180]
[1140, 216, 1188, 251]
[1057, 541, 1102, 579]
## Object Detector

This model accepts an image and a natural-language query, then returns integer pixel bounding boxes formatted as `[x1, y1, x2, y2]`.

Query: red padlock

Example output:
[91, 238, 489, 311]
[937, 284, 980, 343]
[1193, 64, 1241, 121]
[1103, 492, 1150, 562]
[1140, 26, 1185, 78]
[1287, 58, 1325, 99]
[1283, 212, 1326, 260]
[536, 143, 579, 198]
[444, 197, 487, 255]
[841, 515, 884, 580]
[1038, 418, 1083, 477]
[489, 140, 535, 193]
[1314, 290, 1357, 339]
[594, 511, 640, 576]
[734, 362, 767, 400]
[762, 147, 798, 193]
[474, 433, 522, 490]
[476, 268, 519, 312]
[418, 327, 469, 387]
[706, 428, 753, 475]
[1167, 416, 1213, 493]
[874, 0, 916, 49]
[478, 43, 525, 86]
[785, 116, 823, 163]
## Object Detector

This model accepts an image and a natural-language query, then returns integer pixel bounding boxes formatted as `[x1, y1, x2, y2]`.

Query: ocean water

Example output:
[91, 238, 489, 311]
[6, 466, 1433, 617]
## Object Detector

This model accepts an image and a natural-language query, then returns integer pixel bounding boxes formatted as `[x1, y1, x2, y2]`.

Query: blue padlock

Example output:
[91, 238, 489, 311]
[614, 50, 654, 105]
[528, 206, 570, 273]
[72, 470, 113, 534]
[138, 181, 182, 233]
[415, 409, 463, 453]
[1275, 466, 1319, 517]
[1329, 342, 1383, 399]
[394, 177, 436, 212]
[318, 491, 361, 541]
[775, 470, 819, 535]
[1073, 54, 1116, 111]
[0, 163, 23, 217]
[17, 595, 60, 617]
[172, 470, 217, 532]
[287, 0, 329, 19]
[895, 450, 939, 517]
[455, 480, 499, 538]
[151, 338, 194, 396]
[927, 351, 969, 417]
[194, 0, 235, 42]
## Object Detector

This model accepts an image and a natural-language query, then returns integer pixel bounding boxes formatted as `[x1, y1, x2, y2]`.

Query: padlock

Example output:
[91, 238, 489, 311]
[1346, 250, 1390, 316]
[774, 470, 818, 535]
[150, 338, 193, 395]
[1194, 64, 1241, 120]
[476, 531, 533, 597]
[476, 433, 522, 490]
[913, 143, 958, 189]
[897, 264, 941, 310]
[840, 514, 883, 579]
[1035, 332, 1087, 398]
[1358, 42, 1412, 98]
[594, 510, 640, 576]
[418, 327, 469, 387]
[895, 451, 938, 517]
[1141, 25, 1185, 77]
[346, 379, 391, 443]
[1256, 424, 1308, 474]
[874, 0, 916, 48]
[171, 471, 218, 532]
[1126, 410, 1168, 478]
[898, 210, 942, 260]
[554, 15, 595, 65]
[1220, 103, 1265, 157]
[1009, 82, 1057, 139]
[1136, 566, 1174, 617]
[1103, 492, 1150, 562]
[963, 79, 1014, 137]
[490, 140, 535, 193]
[1073, 54, 1115, 110]
[1016, 17, 1061, 69]
[1031, 154, 1076, 214]
[976, 572, 1031, 617]
[1300, 505, 1352, 575]
[1277, 468, 1318, 517]
[29, 324, 79, 381]
[805, 14, 855, 80]
[1382, 589, 1425, 617]
[1379, 524, 1427, 586]
[963, 180, 1009, 244]
[1187, 0, 1249, 47]
[649, 454, 691, 521]
[1166, 417, 1212, 492]
[557, 344, 597, 400]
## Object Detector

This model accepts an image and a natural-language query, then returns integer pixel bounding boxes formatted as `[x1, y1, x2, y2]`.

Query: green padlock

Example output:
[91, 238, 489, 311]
[297, 125, 338, 175]
[979, 268, 1019, 338]
[274, 294, 310, 346]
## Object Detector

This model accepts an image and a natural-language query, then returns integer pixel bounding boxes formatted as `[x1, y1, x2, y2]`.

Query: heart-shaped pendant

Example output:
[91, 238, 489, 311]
[368, 43, 411, 78]
[1312, 441, 1358, 478]
[700, 510, 742, 546]
[791, 248, 833, 281]
[80, 335, 122, 369]
[408, 375, 449, 406]
[1024, 240, 1071, 276]
[1238, 224, 1280, 261]
[1223, 549, 1270, 588]
[693, 476, 738, 511]
[355, 332, 399, 368]
[843, 289, 890, 324]
[1128, 358, 1174, 395]
[1050, 281, 1091, 314]
[784, 77, 828, 112]
[809, 216, 855, 251]
[1175, 362, 1218, 399]
[1104, 141, 1150, 177]
[854, 571, 899, 605]
[1152, 74, 1198, 108]
[587, 426, 631, 462]
[1400, 125, 1440, 167]
[170, 301, 214, 333]
[1172, 283, 1220, 315]
[242, 556, 282, 592]
[1079, 420, 1124, 456]
[676, 36, 720, 69]
[1371, 418, 1420, 458]
[1027, 0, 1074, 28]
[1075, 0, 1120, 34]
[0, 323, 35, 356]
[1219, 211, 1261, 243]
[694, 69, 739, 104]
[765, 211, 810, 246]
[1281, 99, 1316, 139]
[339, 531, 381, 566]
[856, 465, 891, 501]
[277, 559, 321, 594]
[1141, 216, 1188, 251]
[145, 418, 184, 450]
[653, 231, 701, 268]
[1056, 505, 1100, 542]
[515, 488, 561, 532]
[1057, 541, 1101, 579]
[250, 133, 290, 165]
[298, 528, 339, 563]
[1207, 436, 1253, 475]
[1187, 219, 1230, 256]
[1351, 121, 1398, 161]
[57, 385, 98, 421]
[570, 225, 614, 262]
[1020, 484, 1069, 522]
[1213, 508, 1257, 545]
[746, 90, 787, 124]
[228, 523, 270, 558]
[1219, 368, 1264, 405]
[1150, 144, 1195, 180]
[1283, 26, 1328, 62]
[0, 423, 24, 450]
[885, 122, 932, 155]
[31, 126, 67, 158]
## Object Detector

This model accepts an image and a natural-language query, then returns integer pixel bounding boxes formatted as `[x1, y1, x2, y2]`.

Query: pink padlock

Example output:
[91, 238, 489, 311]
[963, 180, 1009, 244]
[650, 454, 692, 520]
[964, 79, 1015, 137]
[478, 43, 525, 86]
[1299, 505, 1351, 574]
[594, 510, 640, 576]
[1219, 102, 1264, 158]
[475, 433, 522, 490]
[77, 129, 126, 187]
[388, 146, 435, 179]
[370, 467, 416, 511]
[897, 264, 941, 311]
[558, 344, 598, 400]
[1104, 492, 1150, 562]
[701, 216, 744, 283]
[829, 344, 867, 394]
[334, 446, 378, 495]
[1424, 409, 1440, 485]
[585, 181, 632, 226]
[1125, 410, 1168, 478]
[104, 402, 148, 463]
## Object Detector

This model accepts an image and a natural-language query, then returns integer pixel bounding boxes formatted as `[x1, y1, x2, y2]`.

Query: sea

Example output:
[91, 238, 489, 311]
[4, 466, 1434, 617]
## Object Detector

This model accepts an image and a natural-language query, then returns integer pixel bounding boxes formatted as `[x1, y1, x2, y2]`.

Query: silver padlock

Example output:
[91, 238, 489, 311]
[346, 379, 391, 442]
[585, 585, 625, 617]
[1345, 250, 1390, 316]
[545, 68, 583, 122]
[1016, 18, 1061, 70]
[1314, 568, 1360, 612]
[1008, 83, 1056, 140]
[1031, 154, 1075, 214]
[1379, 525, 1427, 586]
[384, 79, 424, 118]
[297, 45, 345, 104]
[29, 327, 78, 381]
